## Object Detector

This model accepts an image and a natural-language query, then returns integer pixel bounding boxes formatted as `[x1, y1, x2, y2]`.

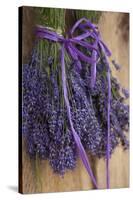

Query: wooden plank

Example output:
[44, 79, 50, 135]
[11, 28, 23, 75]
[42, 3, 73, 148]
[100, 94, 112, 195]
[97, 12, 129, 189]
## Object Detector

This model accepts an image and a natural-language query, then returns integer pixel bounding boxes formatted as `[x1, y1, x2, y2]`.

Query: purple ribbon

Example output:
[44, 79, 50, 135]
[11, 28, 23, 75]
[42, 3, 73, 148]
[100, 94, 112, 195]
[36, 18, 111, 189]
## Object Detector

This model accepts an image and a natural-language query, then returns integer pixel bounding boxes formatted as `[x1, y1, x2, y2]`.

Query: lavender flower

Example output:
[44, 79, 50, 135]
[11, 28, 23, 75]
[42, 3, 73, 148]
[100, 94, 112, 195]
[112, 60, 121, 70]
[22, 41, 129, 174]
[122, 88, 129, 99]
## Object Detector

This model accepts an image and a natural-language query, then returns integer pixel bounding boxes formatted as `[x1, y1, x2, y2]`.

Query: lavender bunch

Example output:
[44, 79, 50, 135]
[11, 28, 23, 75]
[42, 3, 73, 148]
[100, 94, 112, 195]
[49, 133, 77, 174]
[48, 69, 77, 173]
[22, 49, 51, 159]
[68, 67, 103, 156]
[82, 61, 129, 157]
[22, 40, 129, 175]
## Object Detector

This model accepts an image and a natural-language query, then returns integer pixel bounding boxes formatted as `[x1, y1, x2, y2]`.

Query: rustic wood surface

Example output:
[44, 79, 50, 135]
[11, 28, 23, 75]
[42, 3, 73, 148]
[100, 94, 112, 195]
[20, 9, 129, 193]
[96, 12, 129, 189]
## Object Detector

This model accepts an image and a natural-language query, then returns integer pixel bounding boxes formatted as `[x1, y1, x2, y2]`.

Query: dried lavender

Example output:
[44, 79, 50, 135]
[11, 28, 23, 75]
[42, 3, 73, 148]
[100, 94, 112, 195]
[122, 88, 129, 99]
[22, 53, 51, 159]
[49, 135, 77, 174]
[67, 68, 103, 156]
[22, 40, 129, 174]
[112, 59, 121, 70]
[81, 60, 129, 156]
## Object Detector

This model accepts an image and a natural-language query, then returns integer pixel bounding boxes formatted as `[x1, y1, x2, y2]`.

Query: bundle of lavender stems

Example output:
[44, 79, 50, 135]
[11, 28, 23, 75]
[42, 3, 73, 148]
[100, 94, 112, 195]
[22, 18, 129, 188]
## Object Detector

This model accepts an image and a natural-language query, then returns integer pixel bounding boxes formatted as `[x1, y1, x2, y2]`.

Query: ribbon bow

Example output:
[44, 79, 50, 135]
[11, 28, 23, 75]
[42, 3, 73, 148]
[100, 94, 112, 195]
[36, 18, 111, 189]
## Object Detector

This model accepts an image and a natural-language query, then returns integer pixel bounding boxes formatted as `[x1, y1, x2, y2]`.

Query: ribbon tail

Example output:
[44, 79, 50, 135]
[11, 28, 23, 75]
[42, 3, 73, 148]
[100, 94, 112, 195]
[100, 41, 111, 57]
[61, 44, 98, 189]
[90, 50, 97, 88]
[106, 65, 111, 189]
[100, 42, 111, 189]
[66, 44, 82, 71]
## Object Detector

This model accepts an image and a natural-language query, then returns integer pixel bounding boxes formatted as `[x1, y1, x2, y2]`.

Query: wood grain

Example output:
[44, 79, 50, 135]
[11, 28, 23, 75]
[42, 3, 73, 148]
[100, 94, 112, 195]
[20, 9, 129, 193]
[97, 12, 129, 189]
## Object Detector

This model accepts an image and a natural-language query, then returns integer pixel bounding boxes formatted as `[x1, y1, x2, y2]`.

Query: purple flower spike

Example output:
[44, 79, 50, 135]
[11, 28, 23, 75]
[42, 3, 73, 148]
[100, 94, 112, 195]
[122, 88, 129, 99]
[112, 60, 121, 71]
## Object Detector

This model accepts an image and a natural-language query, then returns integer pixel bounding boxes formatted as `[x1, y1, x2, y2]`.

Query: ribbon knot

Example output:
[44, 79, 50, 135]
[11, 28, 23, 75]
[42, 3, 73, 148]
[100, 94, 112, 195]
[61, 38, 70, 44]
[36, 18, 111, 189]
